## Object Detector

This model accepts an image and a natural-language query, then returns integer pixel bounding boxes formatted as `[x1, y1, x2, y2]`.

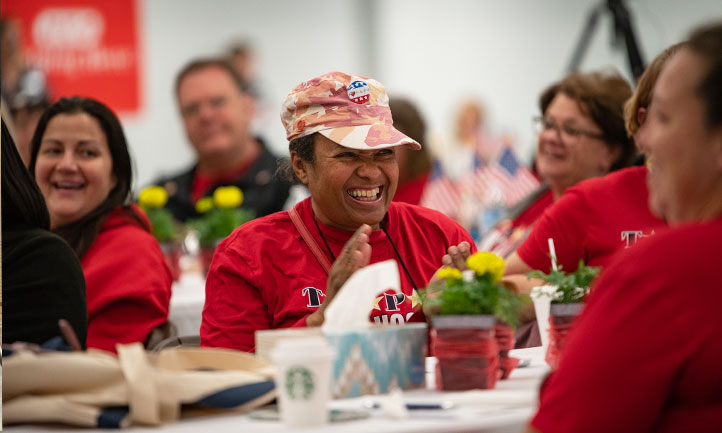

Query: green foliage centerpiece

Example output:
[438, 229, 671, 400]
[528, 260, 601, 305]
[423, 252, 526, 390]
[138, 186, 183, 280]
[527, 260, 601, 369]
[188, 186, 255, 249]
[424, 252, 523, 328]
[137, 186, 179, 244]
[187, 186, 255, 275]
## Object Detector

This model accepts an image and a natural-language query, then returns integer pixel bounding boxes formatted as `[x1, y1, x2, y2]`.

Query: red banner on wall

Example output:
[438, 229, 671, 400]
[2, 0, 141, 114]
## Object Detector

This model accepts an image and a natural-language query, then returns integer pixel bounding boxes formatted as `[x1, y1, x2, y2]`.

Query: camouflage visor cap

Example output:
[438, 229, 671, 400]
[281, 71, 421, 151]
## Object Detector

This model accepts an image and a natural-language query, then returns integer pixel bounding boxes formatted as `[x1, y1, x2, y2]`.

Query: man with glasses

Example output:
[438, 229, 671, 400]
[152, 58, 291, 222]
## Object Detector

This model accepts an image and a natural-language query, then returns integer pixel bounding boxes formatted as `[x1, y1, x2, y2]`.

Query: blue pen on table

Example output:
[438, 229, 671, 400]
[364, 401, 454, 410]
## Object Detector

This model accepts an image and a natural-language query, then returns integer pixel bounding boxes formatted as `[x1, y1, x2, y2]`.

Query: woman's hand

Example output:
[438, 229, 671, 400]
[441, 241, 471, 270]
[306, 224, 372, 327]
[422, 241, 472, 318]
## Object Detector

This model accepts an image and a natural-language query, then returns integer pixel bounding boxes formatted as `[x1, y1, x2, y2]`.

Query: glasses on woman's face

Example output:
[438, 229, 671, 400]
[533, 116, 605, 142]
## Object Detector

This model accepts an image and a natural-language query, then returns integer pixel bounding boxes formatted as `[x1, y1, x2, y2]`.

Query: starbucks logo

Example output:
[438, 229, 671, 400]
[285, 366, 315, 400]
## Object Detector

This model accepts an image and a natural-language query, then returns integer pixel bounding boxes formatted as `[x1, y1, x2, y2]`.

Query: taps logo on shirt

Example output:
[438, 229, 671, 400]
[383, 293, 406, 312]
[302, 287, 422, 323]
[370, 289, 422, 324]
[621, 229, 656, 248]
[302, 287, 324, 307]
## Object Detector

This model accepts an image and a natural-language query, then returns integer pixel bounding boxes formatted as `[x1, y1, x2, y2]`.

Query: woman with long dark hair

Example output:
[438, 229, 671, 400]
[29, 97, 172, 353]
[2, 116, 87, 347]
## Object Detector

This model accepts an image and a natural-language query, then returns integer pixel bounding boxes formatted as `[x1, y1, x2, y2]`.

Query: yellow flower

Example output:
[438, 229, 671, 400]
[466, 252, 505, 282]
[138, 186, 168, 208]
[436, 266, 463, 282]
[195, 197, 214, 214]
[213, 186, 244, 209]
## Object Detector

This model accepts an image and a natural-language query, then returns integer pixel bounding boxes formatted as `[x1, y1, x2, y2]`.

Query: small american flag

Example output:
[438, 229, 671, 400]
[419, 160, 461, 218]
[494, 146, 540, 206]
[463, 145, 539, 208]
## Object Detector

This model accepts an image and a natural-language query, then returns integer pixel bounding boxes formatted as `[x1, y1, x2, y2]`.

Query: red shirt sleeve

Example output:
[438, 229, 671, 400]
[82, 224, 172, 353]
[517, 187, 588, 273]
[531, 242, 702, 433]
[200, 241, 271, 352]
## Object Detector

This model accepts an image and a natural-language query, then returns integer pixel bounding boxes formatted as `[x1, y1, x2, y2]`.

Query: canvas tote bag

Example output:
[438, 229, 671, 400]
[3, 343, 276, 428]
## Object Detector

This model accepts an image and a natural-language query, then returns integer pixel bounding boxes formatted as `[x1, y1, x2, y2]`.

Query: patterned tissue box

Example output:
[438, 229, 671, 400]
[255, 323, 427, 398]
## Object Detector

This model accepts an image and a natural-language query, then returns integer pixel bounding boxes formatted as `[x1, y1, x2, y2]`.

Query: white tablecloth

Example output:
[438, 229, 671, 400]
[6, 347, 547, 433]
[168, 272, 206, 336]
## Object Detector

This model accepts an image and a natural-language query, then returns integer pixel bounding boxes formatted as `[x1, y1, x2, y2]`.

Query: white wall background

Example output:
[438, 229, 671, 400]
[122, 0, 722, 190]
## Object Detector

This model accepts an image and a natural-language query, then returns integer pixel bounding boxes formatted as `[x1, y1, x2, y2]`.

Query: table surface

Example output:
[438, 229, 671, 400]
[168, 271, 206, 337]
[5, 347, 547, 433]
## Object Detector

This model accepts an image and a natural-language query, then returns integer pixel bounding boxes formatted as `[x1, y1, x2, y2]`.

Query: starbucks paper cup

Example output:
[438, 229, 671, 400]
[271, 337, 336, 427]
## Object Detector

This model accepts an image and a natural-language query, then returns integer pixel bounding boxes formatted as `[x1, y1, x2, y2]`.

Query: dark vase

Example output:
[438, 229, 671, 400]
[200, 246, 216, 276]
[160, 242, 183, 281]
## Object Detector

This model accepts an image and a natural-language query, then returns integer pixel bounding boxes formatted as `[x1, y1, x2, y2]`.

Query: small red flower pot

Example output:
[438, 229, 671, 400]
[494, 321, 520, 380]
[431, 315, 499, 390]
[545, 302, 584, 370]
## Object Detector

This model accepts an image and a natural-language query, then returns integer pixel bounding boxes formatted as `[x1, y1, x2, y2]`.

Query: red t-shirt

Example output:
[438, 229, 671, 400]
[201, 197, 475, 352]
[511, 188, 554, 229]
[190, 154, 258, 203]
[531, 217, 722, 433]
[480, 188, 554, 257]
[81, 206, 172, 353]
[393, 173, 430, 205]
[518, 166, 666, 273]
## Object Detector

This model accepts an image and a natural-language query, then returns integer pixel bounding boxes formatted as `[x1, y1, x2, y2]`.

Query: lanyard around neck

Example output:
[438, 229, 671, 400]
[312, 215, 419, 292]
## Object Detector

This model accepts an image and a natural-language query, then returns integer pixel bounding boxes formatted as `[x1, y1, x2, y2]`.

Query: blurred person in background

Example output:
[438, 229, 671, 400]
[1, 17, 51, 165]
[1, 17, 27, 105]
[480, 70, 636, 258]
[504, 45, 682, 347]
[29, 97, 172, 353]
[225, 40, 258, 99]
[389, 97, 432, 205]
[153, 58, 291, 222]
[201, 72, 474, 352]
[428, 100, 497, 224]
[2, 117, 87, 349]
[526, 22, 722, 432]
[11, 98, 51, 165]
[422, 99, 538, 236]
[445, 99, 499, 171]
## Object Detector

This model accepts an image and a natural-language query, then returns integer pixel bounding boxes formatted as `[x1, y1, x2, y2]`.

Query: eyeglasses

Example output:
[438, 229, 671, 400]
[533, 116, 605, 141]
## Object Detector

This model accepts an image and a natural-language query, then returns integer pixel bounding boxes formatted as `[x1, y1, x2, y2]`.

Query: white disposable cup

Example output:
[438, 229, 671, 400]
[270, 337, 336, 427]
[530, 286, 556, 351]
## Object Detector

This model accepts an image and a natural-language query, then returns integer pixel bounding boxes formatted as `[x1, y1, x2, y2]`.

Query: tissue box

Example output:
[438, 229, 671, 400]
[255, 323, 427, 398]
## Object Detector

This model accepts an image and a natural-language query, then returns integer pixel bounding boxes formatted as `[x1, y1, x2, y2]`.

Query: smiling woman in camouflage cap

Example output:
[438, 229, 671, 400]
[201, 71, 475, 352]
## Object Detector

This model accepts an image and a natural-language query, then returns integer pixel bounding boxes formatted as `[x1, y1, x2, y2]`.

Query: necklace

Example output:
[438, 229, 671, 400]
[312, 216, 419, 291]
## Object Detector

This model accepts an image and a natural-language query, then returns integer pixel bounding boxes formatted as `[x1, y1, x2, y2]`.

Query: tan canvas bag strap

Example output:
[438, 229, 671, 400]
[117, 343, 177, 425]
[288, 204, 332, 274]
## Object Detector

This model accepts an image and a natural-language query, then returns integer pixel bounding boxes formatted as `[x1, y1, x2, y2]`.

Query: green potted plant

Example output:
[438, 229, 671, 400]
[422, 251, 525, 390]
[528, 260, 601, 369]
[138, 186, 182, 280]
[187, 186, 255, 275]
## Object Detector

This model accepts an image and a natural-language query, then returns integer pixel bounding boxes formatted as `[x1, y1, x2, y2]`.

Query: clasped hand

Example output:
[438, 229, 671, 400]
[305, 224, 371, 327]
[305, 229, 471, 326]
